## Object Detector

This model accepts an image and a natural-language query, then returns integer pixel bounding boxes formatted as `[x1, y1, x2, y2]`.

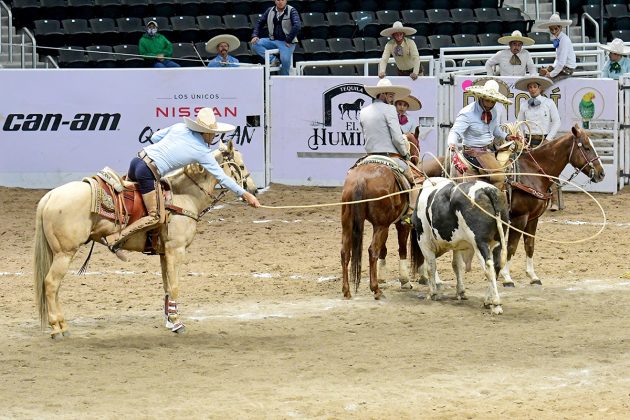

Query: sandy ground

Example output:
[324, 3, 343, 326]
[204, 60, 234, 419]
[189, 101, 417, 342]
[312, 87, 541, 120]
[1, 184, 629, 419]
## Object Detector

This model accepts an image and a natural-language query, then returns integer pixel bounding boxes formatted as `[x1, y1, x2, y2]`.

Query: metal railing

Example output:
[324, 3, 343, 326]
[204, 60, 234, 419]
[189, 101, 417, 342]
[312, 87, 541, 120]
[294, 56, 435, 77]
[580, 13, 600, 46]
[19, 28, 37, 68]
[0, 0, 13, 61]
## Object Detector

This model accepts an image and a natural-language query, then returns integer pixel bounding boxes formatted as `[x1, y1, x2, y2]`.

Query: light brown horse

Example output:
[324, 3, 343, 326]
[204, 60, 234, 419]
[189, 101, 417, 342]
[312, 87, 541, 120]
[417, 125, 604, 286]
[33, 140, 257, 338]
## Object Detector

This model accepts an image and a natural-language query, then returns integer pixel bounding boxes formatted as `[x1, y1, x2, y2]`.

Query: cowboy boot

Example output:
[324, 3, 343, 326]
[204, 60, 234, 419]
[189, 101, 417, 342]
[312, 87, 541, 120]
[549, 183, 559, 211]
[106, 191, 160, 252]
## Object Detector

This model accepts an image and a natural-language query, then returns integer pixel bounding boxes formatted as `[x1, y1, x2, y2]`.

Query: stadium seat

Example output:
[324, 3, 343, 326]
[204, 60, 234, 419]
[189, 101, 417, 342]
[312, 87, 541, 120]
[197, 15, 226, 40]
[528, 31, 552, 47]
[40, 0, 68, 22]
[33, 19, 65, 50]
[331, 0, 353, 13]
[113, 44, 145, 67]
[122, 0, 150, 19]
[301, 12, 329, 40]
[292, 45, 305, 63]
[452, 0, 475, 8]
[407, 0, 429, 10]
[384, 61, 400, 76]
[89, 18, 120, 46]
[358, 0, 379, 12]
[194, 41, 211, 59]
[11, 0, 39, 29]
[583, 4, 603, 19]
[199, 0, 229, 17]
[453, 33, 478, 47]
[477, 0, 498, 7]
[426, 9, 456, 36]
[170, 16, 199, 43]
[400, 9, 429, 36]
[303, 65, 330, 76]
[352, 11, 378, 38]
[248, 13, 268, 37]
[326, 12, 355, 39]
[301, 38, 330, 61]
[116, 17, 145, 44]
[428, 34, 454, 55]
[474, 8, 503, 35]
[95, 0, 123, 19]
[87, 45, 117, 68]
[605, 4, 629, 18]
[376, 10, 401, 27]
[450, 8, 478, 35]
[58, 46, 88, 68]
[303, 0, 329, 14]
[477, 33, 501, 46]
[610, 29, 630, 42]
[231, 0, 255, 15]
[232, 41, 254, 63]
[150, 0, 177, 18]
[431, 0, 451, 9]
[329, 64, 359, 76]
[223, 14, 251, 40]
[171, 42, 200, 67]
[67, 0, 97, 20]
[353, 36, 382, 58]
[61, 19, 92, 47]
[614, 16, 630, 31]
[328, 37, 357, 60]
[498, 7, 529, 34]
[177, 0, 203, 17]
[409, 35, 432, 56]
[381, 0, 403, 11]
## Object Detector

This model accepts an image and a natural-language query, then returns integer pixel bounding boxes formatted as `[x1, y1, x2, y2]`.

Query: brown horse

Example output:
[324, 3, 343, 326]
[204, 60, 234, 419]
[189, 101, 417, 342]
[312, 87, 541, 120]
[417, 125, 605, 286]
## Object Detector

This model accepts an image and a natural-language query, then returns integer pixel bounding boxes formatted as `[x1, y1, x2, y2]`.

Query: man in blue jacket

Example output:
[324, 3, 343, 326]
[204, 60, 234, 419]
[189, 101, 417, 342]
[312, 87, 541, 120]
[250, 0, 301, 75]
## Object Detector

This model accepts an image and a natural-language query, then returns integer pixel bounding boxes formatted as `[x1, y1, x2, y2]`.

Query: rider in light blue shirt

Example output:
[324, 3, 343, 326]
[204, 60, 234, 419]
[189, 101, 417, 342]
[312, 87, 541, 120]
[599, 38, 630, 80]
[205, 34, 241, 68]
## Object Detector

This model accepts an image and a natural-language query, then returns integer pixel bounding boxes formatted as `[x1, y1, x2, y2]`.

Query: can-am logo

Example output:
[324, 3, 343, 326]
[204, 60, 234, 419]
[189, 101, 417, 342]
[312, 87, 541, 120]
[2, 113, 120, 131]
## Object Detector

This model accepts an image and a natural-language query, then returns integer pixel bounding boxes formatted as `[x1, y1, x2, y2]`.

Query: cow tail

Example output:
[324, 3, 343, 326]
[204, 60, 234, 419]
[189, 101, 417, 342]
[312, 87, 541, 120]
[489, 188, 508, 268]
[410, 228, 422, 277]
[350, 183, 366, 293]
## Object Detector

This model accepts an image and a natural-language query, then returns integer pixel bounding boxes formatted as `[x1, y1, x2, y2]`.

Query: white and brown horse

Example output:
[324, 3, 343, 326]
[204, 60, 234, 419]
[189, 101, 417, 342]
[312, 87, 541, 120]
[33, 140, 257, 338]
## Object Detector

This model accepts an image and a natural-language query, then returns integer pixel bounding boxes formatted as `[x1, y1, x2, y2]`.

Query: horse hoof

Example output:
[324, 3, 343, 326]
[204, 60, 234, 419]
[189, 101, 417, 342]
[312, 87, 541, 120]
[374, 290, 384, 300]
[502, 282, 515, 288]
[417, 278, 428, 285]
[400, 281, 413, 290]
[343, 293, 351, 300]
[172, 323, 186, 334]
[491, 305, 503, 315]
[430, 294, 441, 301]
[62, 330, 71, 337]
[457, 293, 468, 300]
[50, 332, 64, 340]
[530, 280, 542, 286]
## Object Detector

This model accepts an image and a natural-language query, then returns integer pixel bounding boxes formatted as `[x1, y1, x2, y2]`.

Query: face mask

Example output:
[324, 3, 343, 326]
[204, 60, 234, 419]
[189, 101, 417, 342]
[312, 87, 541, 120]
[147, 28, 157, 36]
[551, 38, 560, 49]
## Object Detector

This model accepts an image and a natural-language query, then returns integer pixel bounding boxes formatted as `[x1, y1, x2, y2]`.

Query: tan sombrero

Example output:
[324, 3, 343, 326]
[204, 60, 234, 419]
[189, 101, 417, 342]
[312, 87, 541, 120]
[184, 107, 235, 133]
[380, 21, 416, 37]
[364, 78, 411, 101]
[498, 30, 534, 46]
[599, 38, 630, 56]
[466, 79, 512, 105]
[205, 34, 240, 53]
[515, 74, 553, 92]
[534, 13, 572, 30]
[395, 95, 422, 111]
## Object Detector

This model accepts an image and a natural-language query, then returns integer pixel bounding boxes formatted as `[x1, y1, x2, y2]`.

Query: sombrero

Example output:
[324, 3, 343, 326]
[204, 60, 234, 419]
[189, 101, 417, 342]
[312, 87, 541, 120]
[364, 78, 411, 101]
[205, 34, 240, 53]
[534, 13, 572, 30]
[466, 79, 512, 105]
[599, 38, 630, 56]
[184, 107, 235, 133]
[380, 21, 416, 37]
[395, 95, 422, 111]
[498, 30, 535, 46]
[514, 74, 553, 92]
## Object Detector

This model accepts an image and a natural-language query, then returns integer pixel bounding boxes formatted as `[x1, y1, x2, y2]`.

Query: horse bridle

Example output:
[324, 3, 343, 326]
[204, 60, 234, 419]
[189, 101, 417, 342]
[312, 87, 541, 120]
[220, 150, 251, 189]
[566, 134, 601, 183]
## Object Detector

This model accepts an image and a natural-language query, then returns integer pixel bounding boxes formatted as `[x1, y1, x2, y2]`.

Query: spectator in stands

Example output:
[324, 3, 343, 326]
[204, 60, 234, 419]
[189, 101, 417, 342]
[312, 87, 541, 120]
[361, 79, 420, 223]
[394, 95, 421, 163]
[515, 74, 562, 211]
[138, 20, 180, 68]
[485, 30, 536, 76]
[106, 108, 260, 252]
[448, 79, 518, 192]
[599, 38, 630, 80]
[378, 22, 422, 80]
[534, 13, 575, 82]
[251, 0, 301, 75]
[206, 34, 240, 68]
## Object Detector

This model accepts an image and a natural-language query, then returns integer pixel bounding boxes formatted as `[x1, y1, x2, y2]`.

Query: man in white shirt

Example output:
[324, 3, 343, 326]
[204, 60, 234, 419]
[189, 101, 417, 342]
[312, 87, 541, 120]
[535, 14, 576, 82]
[515, 74, 562, 210]
[485, 30, 536, 76]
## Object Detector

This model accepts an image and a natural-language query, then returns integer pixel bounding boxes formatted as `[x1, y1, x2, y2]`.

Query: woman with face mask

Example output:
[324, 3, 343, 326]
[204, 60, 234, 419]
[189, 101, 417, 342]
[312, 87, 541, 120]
[534, 14, 575, 82]
[138, 20, 180, 68]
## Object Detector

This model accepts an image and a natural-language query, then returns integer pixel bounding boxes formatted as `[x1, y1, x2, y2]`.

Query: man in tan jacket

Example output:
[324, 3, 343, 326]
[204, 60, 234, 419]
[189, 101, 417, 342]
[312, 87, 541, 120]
[378, 22, 422, 80]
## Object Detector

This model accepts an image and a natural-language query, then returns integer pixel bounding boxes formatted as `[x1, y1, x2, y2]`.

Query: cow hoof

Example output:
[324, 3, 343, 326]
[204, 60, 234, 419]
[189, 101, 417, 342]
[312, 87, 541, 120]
[400, 281, 413, 290]
[62, 330, 71, 337]
[417, 278, 428, 285]
[530, 280, 542, 286]
[502, 282, 515, 288]
[430, 293, 441, 301]
[374, 290, 383, 300]
[457, 293, 468, 300]
[491, 305, 503, 315]
[50, 332, 64, 340]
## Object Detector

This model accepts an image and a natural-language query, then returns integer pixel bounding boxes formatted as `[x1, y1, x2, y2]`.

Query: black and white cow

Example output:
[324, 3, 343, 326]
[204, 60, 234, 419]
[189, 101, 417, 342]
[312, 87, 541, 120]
[410, 178, 509, 314]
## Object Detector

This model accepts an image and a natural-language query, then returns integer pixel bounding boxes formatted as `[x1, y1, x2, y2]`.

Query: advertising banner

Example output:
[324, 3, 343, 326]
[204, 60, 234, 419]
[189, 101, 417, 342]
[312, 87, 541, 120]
[270, 76, 439, 186]
[0, 67, 265, 188]
[452, 76, 619, 193]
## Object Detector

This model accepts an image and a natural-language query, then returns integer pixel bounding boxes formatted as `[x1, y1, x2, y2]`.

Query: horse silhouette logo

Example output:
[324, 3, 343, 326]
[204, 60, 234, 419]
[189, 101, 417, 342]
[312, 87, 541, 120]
[338, 98, 365, 120]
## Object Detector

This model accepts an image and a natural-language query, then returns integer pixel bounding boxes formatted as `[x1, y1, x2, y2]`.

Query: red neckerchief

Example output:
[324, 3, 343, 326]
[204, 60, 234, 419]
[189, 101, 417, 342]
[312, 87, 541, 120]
[398, 114, 408, 125]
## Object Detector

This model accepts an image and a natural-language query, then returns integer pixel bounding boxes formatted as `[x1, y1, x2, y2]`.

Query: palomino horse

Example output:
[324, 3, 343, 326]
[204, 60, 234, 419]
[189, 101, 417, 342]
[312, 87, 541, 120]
[417, 125, 604, 286]
[33, 140, 257, 338]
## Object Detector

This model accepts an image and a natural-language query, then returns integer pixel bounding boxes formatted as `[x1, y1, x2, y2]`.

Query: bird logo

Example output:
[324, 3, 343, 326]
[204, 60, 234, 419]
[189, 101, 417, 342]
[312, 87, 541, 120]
[578, 91, 596, 129]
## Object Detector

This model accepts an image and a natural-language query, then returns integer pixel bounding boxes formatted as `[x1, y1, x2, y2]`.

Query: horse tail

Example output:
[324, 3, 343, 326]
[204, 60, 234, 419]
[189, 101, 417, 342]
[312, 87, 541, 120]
[350, 183, 366, 293]
[488, 187, 508, 269]
[338, 103, 344, 113]
[33, 192, 53, 330]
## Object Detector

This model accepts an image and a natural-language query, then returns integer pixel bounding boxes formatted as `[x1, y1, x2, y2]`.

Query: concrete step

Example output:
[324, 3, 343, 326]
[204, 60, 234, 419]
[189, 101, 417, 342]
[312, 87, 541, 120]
[1, 61, 48, 69]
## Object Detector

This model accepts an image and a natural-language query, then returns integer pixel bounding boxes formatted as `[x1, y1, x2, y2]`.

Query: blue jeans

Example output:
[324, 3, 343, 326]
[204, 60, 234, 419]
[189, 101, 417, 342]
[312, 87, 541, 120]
[251, 38, 295, 75]
[153, 59, 180, 68]
[128, 157, 156, 194]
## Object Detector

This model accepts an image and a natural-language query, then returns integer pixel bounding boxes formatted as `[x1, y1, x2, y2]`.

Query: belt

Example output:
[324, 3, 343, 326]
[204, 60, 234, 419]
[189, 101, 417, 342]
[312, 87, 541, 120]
[138, 150, 161, 179]
[369, 152, 403, 159]
[528, 134, 546, 140]
[463, 145, 492, 152]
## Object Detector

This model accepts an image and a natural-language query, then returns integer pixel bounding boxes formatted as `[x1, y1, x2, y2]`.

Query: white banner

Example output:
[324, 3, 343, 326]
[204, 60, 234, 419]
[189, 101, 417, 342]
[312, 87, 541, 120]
[0, 67, 265, 188]
[270, 76, 439, 186]
[452, 76, 619, 193]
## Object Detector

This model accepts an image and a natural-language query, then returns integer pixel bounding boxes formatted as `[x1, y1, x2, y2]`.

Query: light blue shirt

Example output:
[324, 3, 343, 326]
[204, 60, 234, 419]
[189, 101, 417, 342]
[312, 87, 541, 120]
[447, 101, 508, 147]
[207, 55, 239, 68]
[601, 56, 630, 80]
[145, 123, 246, 196]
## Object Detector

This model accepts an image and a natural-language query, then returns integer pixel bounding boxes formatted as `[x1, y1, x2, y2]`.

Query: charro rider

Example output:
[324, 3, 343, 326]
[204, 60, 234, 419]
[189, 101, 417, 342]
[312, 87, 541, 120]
[360, 78, 421, 223]
[106, 108, 260, 252]
[448, 79, 519, 192]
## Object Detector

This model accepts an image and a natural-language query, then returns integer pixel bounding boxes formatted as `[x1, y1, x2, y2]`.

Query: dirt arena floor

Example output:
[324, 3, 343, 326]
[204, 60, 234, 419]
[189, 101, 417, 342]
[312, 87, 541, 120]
[1, 184, 629, 419]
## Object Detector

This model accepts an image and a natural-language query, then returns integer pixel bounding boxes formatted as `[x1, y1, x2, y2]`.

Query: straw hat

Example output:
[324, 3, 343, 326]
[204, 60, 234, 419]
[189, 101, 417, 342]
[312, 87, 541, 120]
[395, 95, 422, 111]
[184, 108, 235, 133]
[205, 34, 240, 53]
[364, 78, 411, 101]
[514, 74, 553, 92]
[599, 38, 630, 56]
[498, 30, 535, 46]
[466, 79, 513, 105]
[380, 21, 416, 37]
[534, 13, 572, 30]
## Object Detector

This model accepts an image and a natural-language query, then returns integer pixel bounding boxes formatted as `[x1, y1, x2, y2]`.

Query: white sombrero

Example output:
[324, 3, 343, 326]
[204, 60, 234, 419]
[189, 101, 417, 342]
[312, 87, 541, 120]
[184, 107, 235, 133]
[599, 38, 630, 56]
[395, 95, 422, 111]
[205, 34, 240, 53]
[534, 13, 572, 30]
[498, 30, 535, 46]
[364, 78, 411, 101]
[514, 74, 553, 92]
[466, 79, 513, 105]
[380, 21, 416, 37]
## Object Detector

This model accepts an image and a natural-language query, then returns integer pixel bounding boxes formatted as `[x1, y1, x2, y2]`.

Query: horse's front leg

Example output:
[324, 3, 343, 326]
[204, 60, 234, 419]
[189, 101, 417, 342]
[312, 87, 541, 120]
[160, 245, 187, 333]
[523, 218, 541, 285]
[368, 226, 389, 300]
[500, 215, 526, 287]
[395, 222, 412, 289]
[377, 242, 387, 284]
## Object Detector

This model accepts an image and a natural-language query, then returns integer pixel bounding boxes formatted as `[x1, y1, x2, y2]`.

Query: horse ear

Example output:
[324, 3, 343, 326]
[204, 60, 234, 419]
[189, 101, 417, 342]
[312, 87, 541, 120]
[571, 124, 579, 137]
